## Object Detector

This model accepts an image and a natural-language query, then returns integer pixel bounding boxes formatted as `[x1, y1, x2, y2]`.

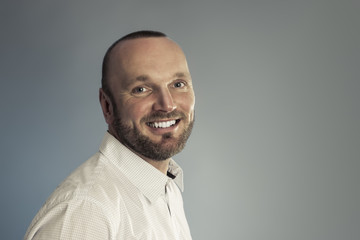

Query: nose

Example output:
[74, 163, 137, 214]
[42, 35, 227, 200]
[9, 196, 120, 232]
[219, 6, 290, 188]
[153, 88, 176, 112]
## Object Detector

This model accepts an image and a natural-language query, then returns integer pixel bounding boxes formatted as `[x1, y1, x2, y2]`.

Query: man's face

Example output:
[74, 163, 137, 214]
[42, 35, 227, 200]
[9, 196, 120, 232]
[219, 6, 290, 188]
[107, 37, 195, 160]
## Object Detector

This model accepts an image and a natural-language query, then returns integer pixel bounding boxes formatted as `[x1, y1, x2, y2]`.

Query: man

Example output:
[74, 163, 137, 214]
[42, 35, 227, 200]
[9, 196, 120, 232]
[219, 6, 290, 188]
[25, 30, 195, 239]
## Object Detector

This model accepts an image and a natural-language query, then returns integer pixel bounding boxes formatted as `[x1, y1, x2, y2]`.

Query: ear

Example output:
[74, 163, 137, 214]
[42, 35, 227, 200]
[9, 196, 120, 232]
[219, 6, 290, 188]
[99, 88, 114, 125]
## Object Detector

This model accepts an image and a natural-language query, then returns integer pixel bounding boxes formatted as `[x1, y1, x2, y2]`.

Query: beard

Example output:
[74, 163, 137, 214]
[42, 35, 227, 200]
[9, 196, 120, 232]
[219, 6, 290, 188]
[112, 110, 194, 161]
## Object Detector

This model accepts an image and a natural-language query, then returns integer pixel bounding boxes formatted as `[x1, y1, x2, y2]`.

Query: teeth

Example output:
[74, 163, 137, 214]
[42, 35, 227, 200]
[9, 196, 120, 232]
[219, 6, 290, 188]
[149, 120, 176, 128]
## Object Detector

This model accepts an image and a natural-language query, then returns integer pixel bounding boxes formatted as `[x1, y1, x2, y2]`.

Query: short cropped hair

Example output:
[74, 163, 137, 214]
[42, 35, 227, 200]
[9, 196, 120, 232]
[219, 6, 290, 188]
[101, 30, 167, 97]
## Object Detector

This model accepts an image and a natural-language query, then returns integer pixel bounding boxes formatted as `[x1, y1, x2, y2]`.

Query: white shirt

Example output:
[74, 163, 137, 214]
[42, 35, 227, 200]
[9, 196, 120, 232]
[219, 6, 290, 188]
[25, 132, 192, 240]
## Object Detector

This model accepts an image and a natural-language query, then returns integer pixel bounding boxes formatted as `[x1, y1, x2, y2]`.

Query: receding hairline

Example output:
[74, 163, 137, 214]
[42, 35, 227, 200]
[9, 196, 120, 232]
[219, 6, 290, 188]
[105, 31, 168, 59]
[108, 36, 177, 60]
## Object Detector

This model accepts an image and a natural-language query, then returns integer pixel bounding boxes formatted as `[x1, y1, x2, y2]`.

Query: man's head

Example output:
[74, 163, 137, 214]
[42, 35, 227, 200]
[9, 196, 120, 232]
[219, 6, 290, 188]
[99, 30, 195, 161]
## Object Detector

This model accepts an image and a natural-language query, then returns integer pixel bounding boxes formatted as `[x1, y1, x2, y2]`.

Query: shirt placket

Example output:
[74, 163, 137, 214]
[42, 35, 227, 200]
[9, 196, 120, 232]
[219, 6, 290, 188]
[165, 179, 181, 238]
[164, 181, 171, 216]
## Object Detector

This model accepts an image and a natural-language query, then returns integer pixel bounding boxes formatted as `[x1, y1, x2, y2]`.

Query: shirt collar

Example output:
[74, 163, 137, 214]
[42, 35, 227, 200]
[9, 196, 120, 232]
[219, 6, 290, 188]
[99, 132, 184, 203]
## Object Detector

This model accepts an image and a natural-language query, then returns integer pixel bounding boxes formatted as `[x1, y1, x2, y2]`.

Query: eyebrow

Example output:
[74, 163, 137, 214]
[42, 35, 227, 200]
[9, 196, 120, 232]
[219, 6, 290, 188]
[174, 72, 190, 79]
[135, 75, 150, 82]
[134, 72, 190, 82]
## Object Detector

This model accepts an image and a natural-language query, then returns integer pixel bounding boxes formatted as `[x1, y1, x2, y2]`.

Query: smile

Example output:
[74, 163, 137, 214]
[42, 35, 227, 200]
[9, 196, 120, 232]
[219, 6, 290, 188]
[146, 119, 179, 128]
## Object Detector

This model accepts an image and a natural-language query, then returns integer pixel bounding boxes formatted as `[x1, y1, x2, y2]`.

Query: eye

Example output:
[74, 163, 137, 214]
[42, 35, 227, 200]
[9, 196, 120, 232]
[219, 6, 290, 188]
[132, 86, 149, 94]
[173, 81, 185, 88]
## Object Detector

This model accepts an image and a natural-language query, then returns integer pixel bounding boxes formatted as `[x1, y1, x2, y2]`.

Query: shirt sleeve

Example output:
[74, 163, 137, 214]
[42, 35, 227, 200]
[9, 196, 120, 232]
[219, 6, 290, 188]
[25, 198, 115, 240]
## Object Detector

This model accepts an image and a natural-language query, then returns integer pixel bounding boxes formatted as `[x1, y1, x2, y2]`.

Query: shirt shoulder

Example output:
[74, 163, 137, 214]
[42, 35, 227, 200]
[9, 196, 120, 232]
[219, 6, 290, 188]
[25, 152, 126, 239]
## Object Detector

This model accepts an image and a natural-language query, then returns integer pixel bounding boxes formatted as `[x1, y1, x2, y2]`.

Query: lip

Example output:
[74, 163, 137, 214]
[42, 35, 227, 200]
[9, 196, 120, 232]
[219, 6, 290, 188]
[146, 119, 181, 134]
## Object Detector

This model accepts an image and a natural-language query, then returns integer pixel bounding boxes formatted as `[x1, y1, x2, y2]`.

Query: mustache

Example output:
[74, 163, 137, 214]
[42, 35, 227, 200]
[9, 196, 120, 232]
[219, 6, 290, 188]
[141, 110, 186, 123]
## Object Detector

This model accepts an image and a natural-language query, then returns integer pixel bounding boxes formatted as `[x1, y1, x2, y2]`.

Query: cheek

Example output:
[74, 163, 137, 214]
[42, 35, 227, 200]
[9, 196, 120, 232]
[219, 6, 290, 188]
[119, 101, 152, 124]
[179, 95, 195, 119]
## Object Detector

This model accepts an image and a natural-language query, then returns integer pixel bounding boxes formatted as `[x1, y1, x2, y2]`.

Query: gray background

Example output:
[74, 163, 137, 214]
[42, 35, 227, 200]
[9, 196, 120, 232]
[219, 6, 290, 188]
[1, 0, 359, 239]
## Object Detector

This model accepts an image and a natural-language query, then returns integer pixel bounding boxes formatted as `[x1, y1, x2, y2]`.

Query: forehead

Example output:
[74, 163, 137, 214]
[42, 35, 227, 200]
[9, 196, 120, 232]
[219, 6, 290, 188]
[116, 37, 183, 60]
[109, 37, 190, 86]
